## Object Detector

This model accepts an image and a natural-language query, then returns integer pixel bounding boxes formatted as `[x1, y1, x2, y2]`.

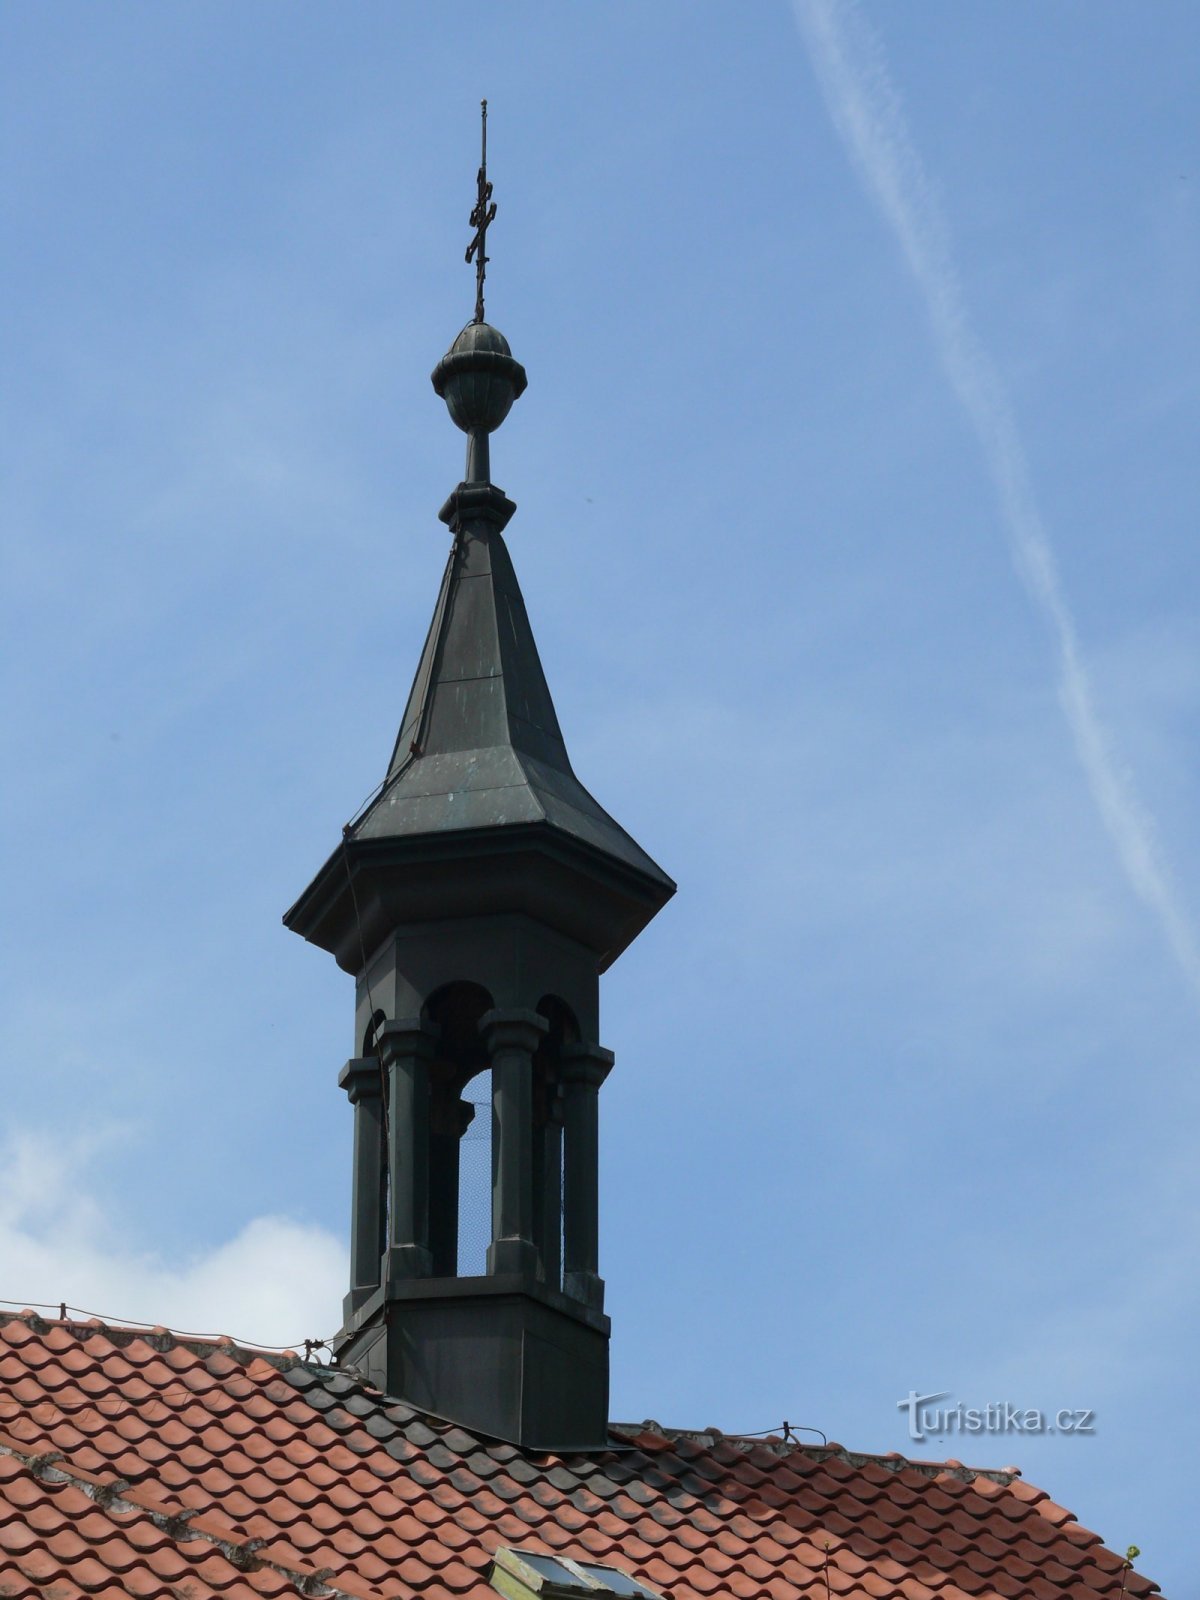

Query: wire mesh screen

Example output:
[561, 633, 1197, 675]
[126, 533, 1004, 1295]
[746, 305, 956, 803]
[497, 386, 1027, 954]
[456, 1094, 492, 1277]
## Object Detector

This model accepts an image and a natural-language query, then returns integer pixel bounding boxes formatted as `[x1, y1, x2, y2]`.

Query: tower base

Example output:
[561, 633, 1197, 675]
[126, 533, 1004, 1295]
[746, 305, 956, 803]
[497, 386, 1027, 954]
[335, 1275, 611, 1450]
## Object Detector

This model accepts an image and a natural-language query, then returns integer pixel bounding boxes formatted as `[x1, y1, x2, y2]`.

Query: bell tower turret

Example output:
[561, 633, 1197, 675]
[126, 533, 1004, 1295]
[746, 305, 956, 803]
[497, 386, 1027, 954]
[284, 106, 673, 1449]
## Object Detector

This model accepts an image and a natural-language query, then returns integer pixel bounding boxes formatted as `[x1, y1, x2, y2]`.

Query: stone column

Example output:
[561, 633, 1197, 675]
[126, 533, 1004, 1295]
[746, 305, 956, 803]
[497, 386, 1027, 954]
[378, 1018, 439, 1284]
[561, 1041, 613, 1311]
[481, 1008, 547, 1278]
[536, 1112, 563, 1292]
[339, 1056, 386, 1319]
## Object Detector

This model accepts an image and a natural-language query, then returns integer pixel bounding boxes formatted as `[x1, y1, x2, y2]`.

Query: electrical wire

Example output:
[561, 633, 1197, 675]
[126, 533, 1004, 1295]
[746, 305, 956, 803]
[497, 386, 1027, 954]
[0, 1298, 336, 1359]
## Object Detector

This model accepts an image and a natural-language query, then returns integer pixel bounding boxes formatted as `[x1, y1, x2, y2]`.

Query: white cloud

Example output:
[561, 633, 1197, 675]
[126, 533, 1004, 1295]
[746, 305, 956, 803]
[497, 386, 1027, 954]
[0, 1129, 346, 1350]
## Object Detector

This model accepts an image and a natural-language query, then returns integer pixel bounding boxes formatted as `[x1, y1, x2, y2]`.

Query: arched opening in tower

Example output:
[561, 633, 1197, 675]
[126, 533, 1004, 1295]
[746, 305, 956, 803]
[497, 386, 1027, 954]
[423, 981, 492, 1277]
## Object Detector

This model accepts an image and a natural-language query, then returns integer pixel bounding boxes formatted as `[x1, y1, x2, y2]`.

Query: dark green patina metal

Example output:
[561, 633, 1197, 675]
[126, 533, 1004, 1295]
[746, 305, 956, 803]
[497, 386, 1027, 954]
[285, 121, 672, 1449]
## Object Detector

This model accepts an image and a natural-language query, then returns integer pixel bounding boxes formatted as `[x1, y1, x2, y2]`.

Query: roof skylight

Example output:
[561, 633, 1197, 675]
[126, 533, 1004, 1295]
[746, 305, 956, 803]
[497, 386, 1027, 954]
[490, 1548, 665, 1600]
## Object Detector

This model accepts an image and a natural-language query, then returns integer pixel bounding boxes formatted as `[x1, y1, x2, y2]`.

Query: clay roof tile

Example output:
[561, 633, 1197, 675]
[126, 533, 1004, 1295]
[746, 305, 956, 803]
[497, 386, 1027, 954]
[0, 1315, 1166, 1600]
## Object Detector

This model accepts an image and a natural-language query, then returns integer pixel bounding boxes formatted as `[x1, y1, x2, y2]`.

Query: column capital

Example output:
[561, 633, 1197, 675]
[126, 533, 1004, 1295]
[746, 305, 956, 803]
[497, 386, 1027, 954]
[339, 1057, 383, 1104]
[479, 1007, 548, 1055]
[377, 1017, 440, 1067]
[561, 1041, 614, 1089]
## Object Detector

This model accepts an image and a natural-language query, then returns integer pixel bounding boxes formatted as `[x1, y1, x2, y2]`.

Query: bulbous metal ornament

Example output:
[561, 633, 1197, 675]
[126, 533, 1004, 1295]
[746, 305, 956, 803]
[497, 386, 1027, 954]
[431, 322, 528, 437]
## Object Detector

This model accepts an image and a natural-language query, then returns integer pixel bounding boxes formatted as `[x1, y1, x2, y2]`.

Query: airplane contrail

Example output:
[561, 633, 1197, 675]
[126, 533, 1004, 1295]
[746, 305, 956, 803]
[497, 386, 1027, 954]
[793, 0, 1200, 996]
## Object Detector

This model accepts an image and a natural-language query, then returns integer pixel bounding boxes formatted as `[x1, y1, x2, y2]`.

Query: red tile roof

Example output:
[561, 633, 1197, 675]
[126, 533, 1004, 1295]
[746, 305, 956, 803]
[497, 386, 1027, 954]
[0, 1311, 1162, 1600]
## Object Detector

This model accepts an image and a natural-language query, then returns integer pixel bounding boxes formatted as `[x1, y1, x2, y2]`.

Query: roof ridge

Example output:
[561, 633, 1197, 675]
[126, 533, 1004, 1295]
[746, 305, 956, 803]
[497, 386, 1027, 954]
[1, 1309, 629, 1454]
[0, 1314, 1044, 1490]
[0, 1307, 320, 1376]
[609, 1421, 1023, 1488]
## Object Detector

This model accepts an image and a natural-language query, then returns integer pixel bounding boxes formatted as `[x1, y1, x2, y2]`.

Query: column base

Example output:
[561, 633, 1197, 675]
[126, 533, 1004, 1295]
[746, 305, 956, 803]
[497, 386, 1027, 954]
[563, 1269, 605, 1313]
[488, 1237, 541, 1277]
[385, 1244, 432, 1287]
[343, 1284, 379, 1322]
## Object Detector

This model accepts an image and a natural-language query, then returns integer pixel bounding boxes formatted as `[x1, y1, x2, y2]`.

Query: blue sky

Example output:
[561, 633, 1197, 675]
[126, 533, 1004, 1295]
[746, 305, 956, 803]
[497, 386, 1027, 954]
[2, 3, 1198, 1591]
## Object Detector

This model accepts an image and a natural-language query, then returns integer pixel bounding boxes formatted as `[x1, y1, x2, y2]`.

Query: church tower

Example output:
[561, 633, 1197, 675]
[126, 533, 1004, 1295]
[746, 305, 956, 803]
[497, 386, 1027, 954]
[283, 108, 674, 1449]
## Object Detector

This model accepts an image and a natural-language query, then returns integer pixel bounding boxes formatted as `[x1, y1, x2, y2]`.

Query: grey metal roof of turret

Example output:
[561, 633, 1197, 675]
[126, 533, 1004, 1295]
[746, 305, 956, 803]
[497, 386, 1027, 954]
[284, 119, 673, 971]
[349, 527, 666, 891]
[345, 316, 672, 896]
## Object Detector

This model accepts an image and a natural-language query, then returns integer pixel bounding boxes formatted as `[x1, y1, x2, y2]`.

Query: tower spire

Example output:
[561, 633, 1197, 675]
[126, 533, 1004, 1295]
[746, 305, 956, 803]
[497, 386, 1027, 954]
[285, 127, 674, 1449]
[465, 99, 495, 325]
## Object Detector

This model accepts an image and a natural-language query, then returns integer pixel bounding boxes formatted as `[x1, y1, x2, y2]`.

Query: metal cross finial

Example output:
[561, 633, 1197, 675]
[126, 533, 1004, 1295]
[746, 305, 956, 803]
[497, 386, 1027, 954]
[465, 99, 496, 324]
